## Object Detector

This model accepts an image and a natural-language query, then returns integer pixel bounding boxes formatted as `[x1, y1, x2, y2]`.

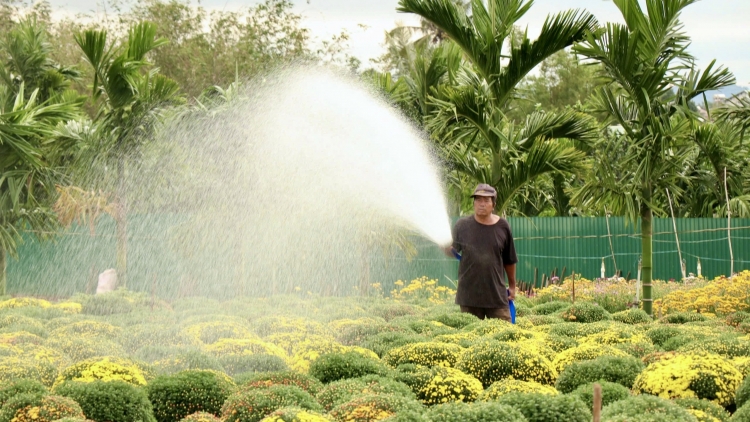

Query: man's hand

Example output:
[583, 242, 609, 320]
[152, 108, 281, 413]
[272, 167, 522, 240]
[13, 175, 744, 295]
[508, 286, 516, 301]
[443, 246, 457, 258]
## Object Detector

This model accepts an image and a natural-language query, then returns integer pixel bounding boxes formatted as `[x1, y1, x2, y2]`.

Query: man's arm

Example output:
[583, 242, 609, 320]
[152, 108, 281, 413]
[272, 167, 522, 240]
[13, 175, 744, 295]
[505, 263, 517, 300]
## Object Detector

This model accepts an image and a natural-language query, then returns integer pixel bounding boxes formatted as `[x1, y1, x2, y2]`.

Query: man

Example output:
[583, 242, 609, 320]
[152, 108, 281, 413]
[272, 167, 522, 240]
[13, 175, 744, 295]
[445, 183, 518, 321]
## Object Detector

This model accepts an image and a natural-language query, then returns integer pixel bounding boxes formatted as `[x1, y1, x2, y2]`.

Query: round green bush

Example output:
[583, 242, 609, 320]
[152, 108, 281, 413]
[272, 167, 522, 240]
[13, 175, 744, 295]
[737, 375, 750, 409]
[428, 313, 478, 329]
[0, 393, 45, 422]
[494, 392, 591, 422]
[81, 293, 134, 315]
[0, 379, 48, 407]
[570, 381, 630, 411]
[52, 380, 156, 422]
[424, 401, 526, 422]
[601, 395, 697, 422]
[663, 335, 704, 352]
[6, 395, 84, 422]
[238, 372, 323, 395]
[547, 321, 611, 338]
[391, 365, 434, 396]
[147, 370, 237, 422]
[731, 402, 750, 422]
[678, 335, 750, 358]
[178, 412, 222, 422]
[309, 352, 387, 383]
[674, 398, 730, 422]
[336, 322, 399, 346]
[614, 341, 658, 358]
[416, 366, 483, 405]
[544, 334, 578, 353]
[328, 394, 423, 422]
[218, 355, 288, 377]
[612, 309, 652, 325]
[360, 332, 428, 358]
[153, 350, 224, 374]
[258, 406, 333, 421]
[221, 385, 322, 422]
[456, 341, 557, 387]
[383, 342, 463, 368]
[532, 301, 571, 315]
[370, 303, 422, 321]
[646, 325, 685, 346]
[555, 355, 645, 393]
[660, 312, 708, 324]
[315, 375, 414, 412]
[560, 302, 611, 323]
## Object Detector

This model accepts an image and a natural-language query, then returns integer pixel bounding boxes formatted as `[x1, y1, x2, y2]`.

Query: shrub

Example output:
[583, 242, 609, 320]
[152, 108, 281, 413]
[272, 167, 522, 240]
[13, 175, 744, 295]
[532, 301, 571, 315]
[551, 343, 630, 373]
[477, 379, 558, 401]
[0, 394, 44, 422]
[731, 402, 750, 422]
[315, 376, 414, 412]
[389, 317, 455, 337]
[678, 335, 750, 358]
[555, 355, 645, 393]
[8, 395, 84, 422]
[523, 314, 565, 326]
[0, 379, 48, 407]
[633, 352, 744, 406]
[152, 351, 224, 374]
[360, 332, 428, 358]
[494, 392, 592, 422]
[383, 342, 462, 368]
[390, 365, 433, 396]
[328, 394, 423, 422]
[52, 380, 156, 422]
[614, 341, 658, 358]
[428, 313, 478, 329]
[646, 325, 686, 346]
[727, 312, 750, 328]
[737, 374, 750, 409]
[612, 308, 652, 324]
[543, 334, 578, 352]
[370, 303, 422, 321]
[560, 302, 611, 323]
[661, 312, 708, 324]
[455, 341, 557, 387]
[218, 355, 288, 377]
[122, 325, 198, 354]
[673, 398, 730, 422]
[178, 412, 223, 422]
[147, 370, 237, 422]
[423, 401, 526, 422]
[570, 381, 630, 411]
[55, 357, 152, 386]
[221, 385, 322, 422]
[0, 357, 58, 387]
[546, 321, 611, 338]
[432, 332, 479, 348]
[601, 395, 698, 422]
[239, 372, 323, 395]
[309, 352, 387, 384]
[259, 407, 333, 422]
[417, 367, 483, 405]
[43, 336, 126, 362]
[80, 293, 134, 316]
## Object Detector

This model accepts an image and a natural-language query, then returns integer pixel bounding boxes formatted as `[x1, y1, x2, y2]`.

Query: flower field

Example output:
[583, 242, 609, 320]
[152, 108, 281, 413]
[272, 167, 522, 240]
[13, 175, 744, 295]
[1, 273, 750, 422]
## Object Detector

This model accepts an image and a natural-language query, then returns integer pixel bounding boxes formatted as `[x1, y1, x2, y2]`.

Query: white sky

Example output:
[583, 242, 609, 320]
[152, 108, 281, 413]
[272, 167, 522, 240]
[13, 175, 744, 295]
[47, 0, 750, 86]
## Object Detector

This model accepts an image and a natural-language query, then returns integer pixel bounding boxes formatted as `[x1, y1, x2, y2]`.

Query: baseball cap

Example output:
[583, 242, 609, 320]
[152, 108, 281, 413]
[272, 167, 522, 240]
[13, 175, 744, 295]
[472, 183, 497, 198]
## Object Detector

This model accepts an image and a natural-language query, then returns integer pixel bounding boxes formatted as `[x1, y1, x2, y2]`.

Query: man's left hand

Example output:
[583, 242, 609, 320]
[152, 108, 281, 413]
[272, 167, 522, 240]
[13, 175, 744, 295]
[508, 287, 516, 301]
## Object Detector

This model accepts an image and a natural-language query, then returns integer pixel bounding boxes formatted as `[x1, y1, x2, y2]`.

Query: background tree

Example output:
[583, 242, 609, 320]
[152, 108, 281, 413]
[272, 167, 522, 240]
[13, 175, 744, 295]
[571, 0, 734, 314]
[72, 21, 184, 287]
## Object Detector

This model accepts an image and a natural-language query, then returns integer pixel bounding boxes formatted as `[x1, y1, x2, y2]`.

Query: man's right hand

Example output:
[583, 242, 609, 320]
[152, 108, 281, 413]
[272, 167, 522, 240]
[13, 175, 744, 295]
[443, 246, 455, 258]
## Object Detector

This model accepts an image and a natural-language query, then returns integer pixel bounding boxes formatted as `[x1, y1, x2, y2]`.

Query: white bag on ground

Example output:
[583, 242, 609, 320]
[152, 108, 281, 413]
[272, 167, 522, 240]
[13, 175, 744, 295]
[96, 269, 118, 294]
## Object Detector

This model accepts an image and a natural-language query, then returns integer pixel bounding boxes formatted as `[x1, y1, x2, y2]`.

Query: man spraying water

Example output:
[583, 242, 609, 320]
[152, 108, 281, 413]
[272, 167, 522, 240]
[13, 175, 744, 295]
[445, 184, 518, 322]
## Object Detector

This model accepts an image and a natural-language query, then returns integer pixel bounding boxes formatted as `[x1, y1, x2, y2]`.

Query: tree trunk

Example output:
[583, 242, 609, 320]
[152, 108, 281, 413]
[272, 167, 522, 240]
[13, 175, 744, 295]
[0, 247, 6, 296]
[553, 174, 571, 216]
[115, 157, 128, 288]
[641, 203, 653, 315]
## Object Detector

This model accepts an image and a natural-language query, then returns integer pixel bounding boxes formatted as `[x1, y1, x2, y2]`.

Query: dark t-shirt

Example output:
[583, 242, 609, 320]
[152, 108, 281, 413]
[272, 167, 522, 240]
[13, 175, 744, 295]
[452, 215, 518, 308]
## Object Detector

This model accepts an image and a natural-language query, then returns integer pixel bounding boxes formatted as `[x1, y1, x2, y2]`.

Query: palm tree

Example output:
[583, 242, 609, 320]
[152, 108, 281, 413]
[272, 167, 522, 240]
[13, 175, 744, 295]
[73, 22, 182, 287]
[0, 18, 80, 105]
[0, 86, 80, 294]
[398, 0, 600, 215]
[571, 0, 734, 314]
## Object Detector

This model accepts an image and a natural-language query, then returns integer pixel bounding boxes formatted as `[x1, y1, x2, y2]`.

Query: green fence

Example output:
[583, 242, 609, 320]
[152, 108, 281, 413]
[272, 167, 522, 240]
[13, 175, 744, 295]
[7, 216, 750, 298]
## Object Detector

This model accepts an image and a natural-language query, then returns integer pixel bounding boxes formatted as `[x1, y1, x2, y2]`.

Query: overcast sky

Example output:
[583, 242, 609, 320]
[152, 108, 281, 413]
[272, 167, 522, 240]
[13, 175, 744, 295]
[47, 0, 750, 87]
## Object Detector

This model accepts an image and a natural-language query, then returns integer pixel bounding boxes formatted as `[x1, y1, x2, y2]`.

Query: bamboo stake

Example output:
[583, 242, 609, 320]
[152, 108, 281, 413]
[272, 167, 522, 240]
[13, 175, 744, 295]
[725, 168, 734, 276]
[604, 206, 618, 275]
[593, 383, 602, 422]
[665, 189, 686, 279]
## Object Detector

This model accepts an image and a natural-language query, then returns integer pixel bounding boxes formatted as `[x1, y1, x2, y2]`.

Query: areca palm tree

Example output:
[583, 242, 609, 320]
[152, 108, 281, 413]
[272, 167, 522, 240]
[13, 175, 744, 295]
[73, 22, 182, 287]
[398, 0, 600, 215]
[0, 86, 80, 294]
[571, 0, 734, 314]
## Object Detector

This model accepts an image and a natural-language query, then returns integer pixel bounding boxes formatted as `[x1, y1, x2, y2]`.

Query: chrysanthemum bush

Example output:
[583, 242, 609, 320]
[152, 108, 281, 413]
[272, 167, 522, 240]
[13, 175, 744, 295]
[55, 356, 153, 386]
[2, 395, 84, 422]
[221, 385, 322, 422]
[656, 272, 750, 316]
[477, 378, 558, 401]
[551, 343, 630, 373]
[147, 370, 237, 422]
[455, 341, 558, 387]
[416, 366, 483, 405]
[383, 342, 462, 368]
[632, 352, 744, 406]
[314, 375, 414, 412]
[327, 394, 423, 422]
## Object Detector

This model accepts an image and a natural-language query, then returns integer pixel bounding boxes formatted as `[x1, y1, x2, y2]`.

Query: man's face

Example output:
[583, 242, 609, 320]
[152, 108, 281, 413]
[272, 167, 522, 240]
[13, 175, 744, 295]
[473, 195, 494, 216]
